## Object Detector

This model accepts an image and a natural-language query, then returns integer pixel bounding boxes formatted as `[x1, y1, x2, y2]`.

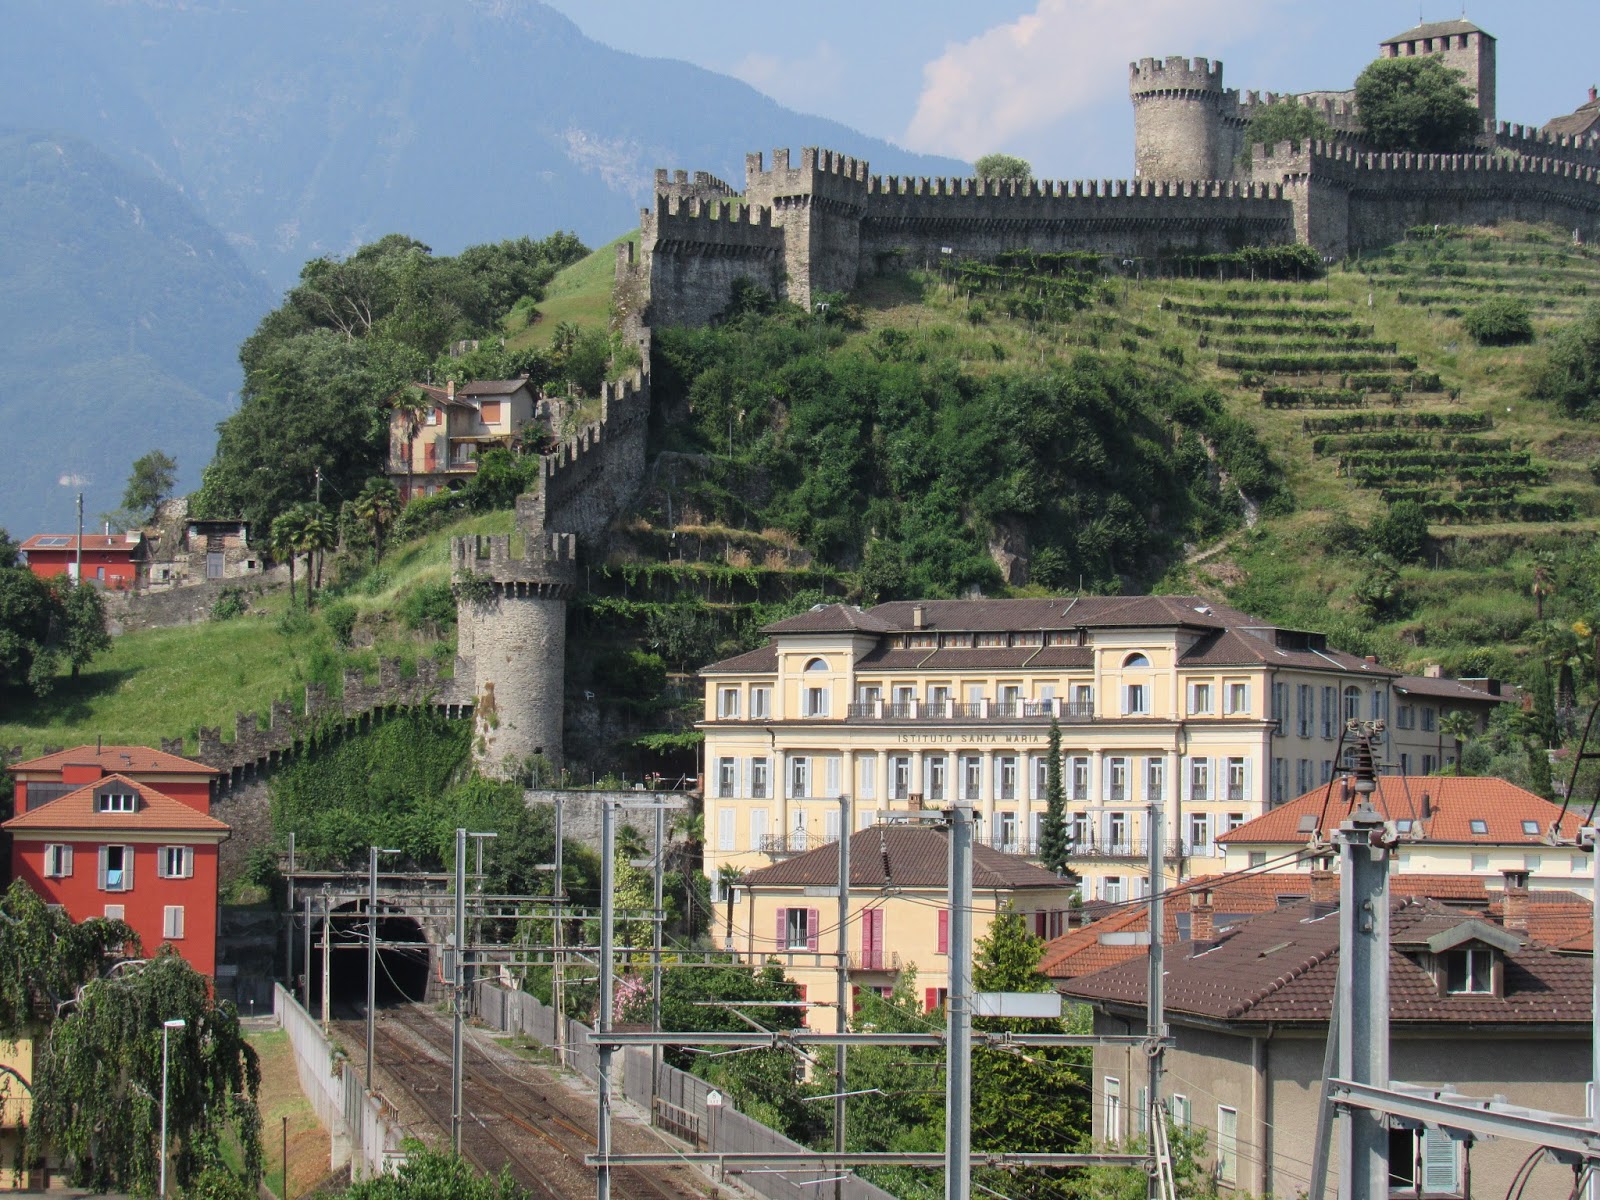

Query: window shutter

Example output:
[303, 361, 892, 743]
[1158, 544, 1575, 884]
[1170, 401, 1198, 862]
[937, 909, 950, 955]
[157, 848, 168, 879]
[925, 988, 939, 1013]
[63, 845, 73, 877]
[1243, 759, 1253, 803]
[124, 846, 133, 890]
[742, 758, 751, 797]
[825, 809, 841, 843]
[806, 909, 820, 952]
[1034, 911, 1047, 938]
[98, 846, 108, 891]
[1420, 1128, 1459, 1194]
[717, 809, 735, 852]
[776, 908, 788, 949]
[826, 757, 841, 795]
[1181, 759, 1192, 805]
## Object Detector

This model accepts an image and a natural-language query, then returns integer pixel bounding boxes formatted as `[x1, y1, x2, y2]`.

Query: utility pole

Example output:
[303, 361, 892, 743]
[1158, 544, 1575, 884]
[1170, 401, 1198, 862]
[451, 828, 495, 1154]
[366, 845, 399, 1092]
[834, 792, 852, 1200]
[302, 892, 312, 1012]
[285, 833, 296, 989]
[597, 800, 616, 1200]
[945, 802, 974, 1200]
[553, 796, 565, 1067]
[1145, 800, 1165, 1200]
[651, 801, 666, 1108]
[74, 491, 83, 582]
[320, 887, 332, 1034]
[1337, 724, 1390, 1200]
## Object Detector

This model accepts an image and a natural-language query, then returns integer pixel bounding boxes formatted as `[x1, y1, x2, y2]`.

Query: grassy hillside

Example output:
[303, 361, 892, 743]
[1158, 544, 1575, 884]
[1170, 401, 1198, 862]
[0, 511, 511, 759]
[504, 232, 637, 350]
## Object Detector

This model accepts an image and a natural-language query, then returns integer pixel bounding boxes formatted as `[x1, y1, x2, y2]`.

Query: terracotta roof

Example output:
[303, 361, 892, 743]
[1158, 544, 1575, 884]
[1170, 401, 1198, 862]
[11, 745, 218, 776]
[763, 605, 894, 634]
[409, 384, 475, 409]
[738, 826, 1072, 891]
[19, 534, 143, 554]
[700, 644, 778, 674]
[1381, 19, 1487, 42]
[1038, 871, 1487, 980]
[1064, 898, 1590, 1025]
[1392, 675, 1512, 704]
[458, 379, 532, 397]
[3, 775, 229, 835]
[1217, 775, 1578, 845]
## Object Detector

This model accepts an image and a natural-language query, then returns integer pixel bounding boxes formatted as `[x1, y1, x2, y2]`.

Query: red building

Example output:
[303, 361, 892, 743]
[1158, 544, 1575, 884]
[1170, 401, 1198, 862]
[19, 532, 148, 590]
[3, 747, 228, 977]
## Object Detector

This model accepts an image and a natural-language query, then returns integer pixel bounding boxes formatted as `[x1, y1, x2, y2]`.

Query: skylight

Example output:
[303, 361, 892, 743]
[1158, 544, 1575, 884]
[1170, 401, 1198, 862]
[1469, 819, 1489, 834]
[1521, 820, 1540, 836]
[1396, 818, 1413, 832]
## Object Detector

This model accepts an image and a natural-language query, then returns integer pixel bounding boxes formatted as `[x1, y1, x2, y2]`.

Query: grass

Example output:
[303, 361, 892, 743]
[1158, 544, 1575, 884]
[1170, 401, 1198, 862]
[248, 1028, 333, 1200]
[504, 231, 638, 351]
[0, 511, 512, 760]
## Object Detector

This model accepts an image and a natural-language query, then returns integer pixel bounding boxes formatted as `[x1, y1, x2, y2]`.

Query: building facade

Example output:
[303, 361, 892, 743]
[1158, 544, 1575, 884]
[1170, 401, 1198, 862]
[699, 598, 1501, 900]
[18, 532, 147, 590]
[390, 379, 543, 500]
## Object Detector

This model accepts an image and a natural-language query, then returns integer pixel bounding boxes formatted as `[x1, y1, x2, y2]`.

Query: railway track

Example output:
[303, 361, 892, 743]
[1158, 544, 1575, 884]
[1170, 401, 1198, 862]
[340, 1004, 707, 1200]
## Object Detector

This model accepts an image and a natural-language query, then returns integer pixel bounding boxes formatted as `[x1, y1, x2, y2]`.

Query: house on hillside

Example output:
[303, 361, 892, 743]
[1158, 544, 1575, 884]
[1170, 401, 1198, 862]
[19, 532, 147, 590]
[1544, 85, 1600, 140]
[388, 378, 546, 500]
[141, 517, 263, 589]
[4, 746, 227, 977]
[698, 596, 1508, 899]
[1390, 671, 1514, 772]
[730, 824, 1077, 1032]
[1063, 897, 1592, 1198]
[1213, 774, 1592, 892]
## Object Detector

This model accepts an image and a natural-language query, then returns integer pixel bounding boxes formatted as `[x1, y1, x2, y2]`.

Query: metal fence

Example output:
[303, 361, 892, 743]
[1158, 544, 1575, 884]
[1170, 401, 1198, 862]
[475, 984, 899, 1200]
[273, 984, 406, 1181]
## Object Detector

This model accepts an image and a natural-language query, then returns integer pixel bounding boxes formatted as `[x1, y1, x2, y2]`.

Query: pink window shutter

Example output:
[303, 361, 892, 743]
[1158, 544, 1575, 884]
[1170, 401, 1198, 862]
[776, 907, 788, 949]
[806, 908, 820, 952]
[925, 987, 939, 1013]
[937, 909, 949, 955]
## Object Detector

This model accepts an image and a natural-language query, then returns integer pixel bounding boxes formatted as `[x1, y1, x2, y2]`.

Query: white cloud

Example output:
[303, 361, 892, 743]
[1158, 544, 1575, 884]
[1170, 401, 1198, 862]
[904, 0, 1276, 161]
[731, 41, 846, 113]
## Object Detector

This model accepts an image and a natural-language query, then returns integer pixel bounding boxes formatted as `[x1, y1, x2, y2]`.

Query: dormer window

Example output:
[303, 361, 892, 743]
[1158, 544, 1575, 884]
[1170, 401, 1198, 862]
[1444, 948, 1493, 994]
[1123, 652, 1150, 668]
[98, 790, 137, 814]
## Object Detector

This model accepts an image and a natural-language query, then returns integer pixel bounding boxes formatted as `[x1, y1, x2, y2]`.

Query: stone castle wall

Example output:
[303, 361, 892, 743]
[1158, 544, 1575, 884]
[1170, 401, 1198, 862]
[542, 358, 653, 546]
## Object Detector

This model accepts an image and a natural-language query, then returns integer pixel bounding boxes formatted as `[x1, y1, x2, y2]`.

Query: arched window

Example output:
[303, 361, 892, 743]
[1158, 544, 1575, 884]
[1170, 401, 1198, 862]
[1343, 686, 1361, 721]
[1123, 653, 1151, 668]
[805, 658, 829, 673]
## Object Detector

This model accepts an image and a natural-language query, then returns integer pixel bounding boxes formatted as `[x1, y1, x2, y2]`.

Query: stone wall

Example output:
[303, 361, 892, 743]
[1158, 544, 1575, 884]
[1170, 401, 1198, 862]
[638, 194, 784, 327]
[103, 571, 287, 635]
[542, 358, 653, 551]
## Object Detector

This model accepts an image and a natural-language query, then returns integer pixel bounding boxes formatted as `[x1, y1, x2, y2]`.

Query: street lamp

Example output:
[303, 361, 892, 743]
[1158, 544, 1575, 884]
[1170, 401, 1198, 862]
[160, 1017, 186, 1197]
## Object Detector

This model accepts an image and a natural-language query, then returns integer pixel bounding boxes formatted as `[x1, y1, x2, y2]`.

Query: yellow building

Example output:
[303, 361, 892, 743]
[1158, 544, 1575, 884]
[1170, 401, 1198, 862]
[699, 597, 1507, 901]
[0, 1037, 33, 1192]
[732, 825, 1078, 1033]
[389, 378, 543, 500]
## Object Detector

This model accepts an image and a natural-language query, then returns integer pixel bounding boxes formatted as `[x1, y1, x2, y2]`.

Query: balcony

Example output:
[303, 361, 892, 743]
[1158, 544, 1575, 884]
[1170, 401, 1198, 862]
[848, 949, 904, 972]
[759, 832, 839, 856]
[843, 698, 1097, 724]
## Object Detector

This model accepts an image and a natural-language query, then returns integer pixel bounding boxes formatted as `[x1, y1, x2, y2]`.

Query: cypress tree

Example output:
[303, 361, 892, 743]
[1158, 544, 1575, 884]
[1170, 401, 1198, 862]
[1037, 718, 1070, 872]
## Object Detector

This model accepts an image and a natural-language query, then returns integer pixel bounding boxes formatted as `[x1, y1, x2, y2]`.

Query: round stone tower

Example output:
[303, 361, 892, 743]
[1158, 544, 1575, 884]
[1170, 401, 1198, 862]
[452, 490, 577, 778]
[1129, 55, 1233, 181]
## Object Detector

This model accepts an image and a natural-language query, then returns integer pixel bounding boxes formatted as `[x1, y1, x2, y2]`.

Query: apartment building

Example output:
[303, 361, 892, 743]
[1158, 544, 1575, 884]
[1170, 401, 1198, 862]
[699, 597, 1504, 899]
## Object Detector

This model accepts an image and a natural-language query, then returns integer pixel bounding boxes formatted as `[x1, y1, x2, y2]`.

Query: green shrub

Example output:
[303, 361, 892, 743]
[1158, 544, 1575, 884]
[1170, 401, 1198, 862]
[1462, 297, 1534, 346]
[399, 579, 457, 631]
[210, 588, 248, 621]
[323, 600, 358, 648]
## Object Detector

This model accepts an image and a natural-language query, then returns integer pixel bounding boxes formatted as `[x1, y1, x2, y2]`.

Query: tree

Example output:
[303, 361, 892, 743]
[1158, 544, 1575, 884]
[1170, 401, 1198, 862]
[1440, 709, 1477, 768]
[352, 477, 401, 563]
[335, 1148, 529, 1200]
[1353, 551, 1403, 618]
[300, 503, 337, 595]
[57, 581, 111, 679]
[390, 387, 431, 502]
[1535, 303, 1600, 417]
[0, 529, 22, 568]
[31, 950, 262, 1196]
[0, 880, 135, 1032]
[121, 450, 178, 522]
[1367, 499, 1429, 564]
[1531, 552, 1556, 621]
[270, 509, 308, 605]
[973, 153, 1031, 182]
[1239, 100, 1333, 163]
[0, 568, 60, 700]
[1037, 719, 1070, 872]
[1353, 56, 1481, 153]
[1463, 297, 1534, 346]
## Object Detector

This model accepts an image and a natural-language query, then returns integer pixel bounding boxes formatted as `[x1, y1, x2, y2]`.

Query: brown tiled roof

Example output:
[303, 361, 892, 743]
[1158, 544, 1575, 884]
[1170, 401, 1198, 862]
[12, 745, 218, 777]
[409, 384, 475, 409]
[1393, 676, 1512, 704]
[739, 826, 1070, 891]
[700, 644, 778, 674]
[853, 646, 1095, 671]
[459, 379, 532, 397]
[1381, 19, 1486, 42]
[763, 605, 894, 634]
[1064, 898, 1589, 1025]
[3, 775, 229, 835]
[1178, 628, 1393, 676]
[1218, 776, 1578, 845]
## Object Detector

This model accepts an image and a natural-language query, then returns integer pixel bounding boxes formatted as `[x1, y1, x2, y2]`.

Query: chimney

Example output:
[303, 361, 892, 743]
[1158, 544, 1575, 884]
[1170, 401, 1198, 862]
[446, 379, 456, 402]
[1590, 85, 1597, 103]
[1424, 664, 1444, 679]
[1501, 870, 1530, 932]
[1364, 655, 1378, 665]
[912, 604, 924, 629]
[1189, 889, 1215, 943]
[1310, 867, 1338, 912]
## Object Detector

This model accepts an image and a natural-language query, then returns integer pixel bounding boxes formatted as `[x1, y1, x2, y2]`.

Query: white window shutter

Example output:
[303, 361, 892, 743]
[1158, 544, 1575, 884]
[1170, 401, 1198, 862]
[784, 756, 794, 799]
[98, 846, 108, 891]
[124, 846, 133, 890]
[63, 845, 74, 877]
[157, 848, 168, 879]
[824, 809, 841, 842]
[1181, 759, 1192, 805]
[1420, 1128, 1459, 1194]
[826, 757, 841, 795]
[717, 809, 735, 852]
[1243, 758, 1253, 803]
[742, 758, 751, 798]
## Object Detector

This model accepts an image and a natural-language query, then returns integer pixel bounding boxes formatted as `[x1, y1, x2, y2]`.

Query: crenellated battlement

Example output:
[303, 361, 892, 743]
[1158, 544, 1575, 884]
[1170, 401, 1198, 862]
[653, 168, 738, 201]
[1129, 55, 1226, 95]
[1495, 121, 1600, 168]
[450, 531, 578, 581]
[864, 174, 1284, 201]
[1252, 138, 1600, 186]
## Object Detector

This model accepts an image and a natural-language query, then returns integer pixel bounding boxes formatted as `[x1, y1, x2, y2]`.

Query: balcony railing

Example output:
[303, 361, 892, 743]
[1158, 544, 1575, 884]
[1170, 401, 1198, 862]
[848, 949, 903, 972]
[843, 698, 1096, 723]
[759, 832, 840, 855]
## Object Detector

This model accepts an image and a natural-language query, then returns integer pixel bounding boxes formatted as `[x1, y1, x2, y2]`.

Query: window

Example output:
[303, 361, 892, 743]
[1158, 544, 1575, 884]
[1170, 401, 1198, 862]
[997, 755, 1018, 801]
[780, 907, 819, 951]
[1396, 818, 1413, 833]
[99, 845, 133, 892]
[1104, 1077, 1123, 1142]
[1170, 1095, 1191, 1127]
[1146, 758, 1164, 803]
[1521, 820, 1540, 836]
[1271, 757, 1287, 804]
[1226, 812, 1247, 832]
[928, 684, 950, 713]
[44, 843, 73, 878]
[718, 687, 740, 719]
[1390, 1127, 1460, 1196]
[163, 905, 186, 940]
[1071, 683, 1094, 711]
[789, 757, 810, 798]
[928, 756, 947, 801]
[1296, 758, 1311, 795]
[1297, 683, 1313, 737]
[961, 755, 983, 801]
[1102, 876, 1124, 903]
[1227, 757, 1247, 803]
[1190, 758, 1209, 803]
[1188, 813, 1212, 854]
[1123, 653, 1150, 668]
[1106, 758, 1128, 803]
[891, 755, 912, 801]
[750, 686, 772, 719]
[924, 987, 949, 1013]
[1344, 686, 1362, 722]
[1421, 706, 1436, 733]
[1396, 704, 1415, 730]
[752, 758, 770, 800]
[158, 846, 193, 879]
[803, 685, 830, 717]
[749, 809, 769, 851]
[1107, 811, 1128, 852]
[1271, 681, 1289, 729]
[1321, 687, 1336, 739]
[1032, 754, 1048, 800]
[99, 791, 137, 813]
[1124, 683, 1149, 715]
[1444, 948, 1493, 994]
[1468, 819, 1488, 834]
[804, 657, 829, 673]
[1225, 681, 1249, 715]
[1070, 757, 1090, 802]
[104, 904, 125, 921]
[1189, 682, 1214, 715]
[1248, 851, 1267, 869]
[1216, 1106, 1238, 1186]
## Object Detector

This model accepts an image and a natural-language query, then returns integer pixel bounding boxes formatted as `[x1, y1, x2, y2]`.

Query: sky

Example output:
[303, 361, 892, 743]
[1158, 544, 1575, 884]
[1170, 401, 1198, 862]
[543, 0, 1598, 179]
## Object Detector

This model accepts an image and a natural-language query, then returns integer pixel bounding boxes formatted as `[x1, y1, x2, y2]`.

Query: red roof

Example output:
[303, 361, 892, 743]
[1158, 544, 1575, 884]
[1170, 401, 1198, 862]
[1217, 776, 1578, 845]
[12, 745, 218, 776]
[3, 775, 230, 836]
[19, 534, 143, 554]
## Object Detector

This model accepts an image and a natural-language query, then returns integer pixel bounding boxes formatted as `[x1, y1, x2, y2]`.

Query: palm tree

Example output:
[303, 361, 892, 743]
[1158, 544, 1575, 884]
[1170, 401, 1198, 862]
[299, 503, 337, 601]
[270, 509, 309, 606]
[1439, 709, 1477, 771]
[391, 387, 430, 502]
[716, 865, 745, 945]
[352, 477, 401, 564]
[1531, 552, 1555, 621]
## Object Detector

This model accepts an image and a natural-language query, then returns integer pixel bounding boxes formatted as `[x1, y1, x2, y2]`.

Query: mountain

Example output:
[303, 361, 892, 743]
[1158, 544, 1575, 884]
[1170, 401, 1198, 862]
[1, 0, 969, 291]
[0, 130, 273, 536]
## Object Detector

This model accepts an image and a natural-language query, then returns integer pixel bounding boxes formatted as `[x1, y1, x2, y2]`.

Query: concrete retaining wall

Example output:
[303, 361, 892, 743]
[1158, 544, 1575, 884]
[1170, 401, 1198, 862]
[475, 984, 898, 1200]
